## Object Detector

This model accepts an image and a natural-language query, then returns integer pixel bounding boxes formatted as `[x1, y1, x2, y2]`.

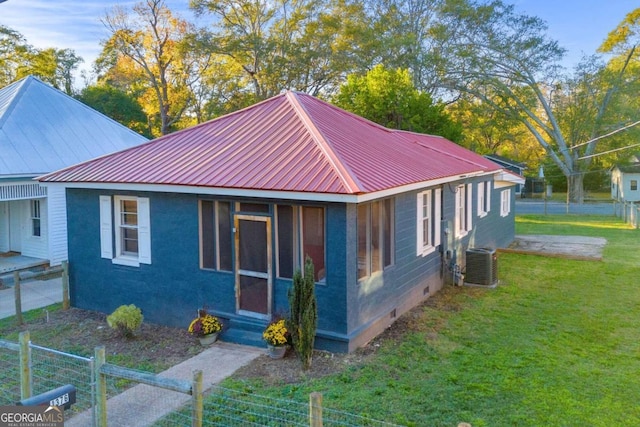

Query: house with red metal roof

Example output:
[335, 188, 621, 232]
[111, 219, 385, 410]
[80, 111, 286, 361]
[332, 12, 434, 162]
[40, 91, 522, 352]
[0, 76, 147, 270]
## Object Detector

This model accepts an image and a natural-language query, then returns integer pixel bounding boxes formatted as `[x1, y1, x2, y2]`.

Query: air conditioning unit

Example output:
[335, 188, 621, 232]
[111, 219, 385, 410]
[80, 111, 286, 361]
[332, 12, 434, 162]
[464, 248, 498, 287]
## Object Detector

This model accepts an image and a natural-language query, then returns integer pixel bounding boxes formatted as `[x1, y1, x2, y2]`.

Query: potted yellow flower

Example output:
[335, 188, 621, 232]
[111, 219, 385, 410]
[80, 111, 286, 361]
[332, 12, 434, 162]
[262, 318, 289, 359]
[188, 308, 222, 345]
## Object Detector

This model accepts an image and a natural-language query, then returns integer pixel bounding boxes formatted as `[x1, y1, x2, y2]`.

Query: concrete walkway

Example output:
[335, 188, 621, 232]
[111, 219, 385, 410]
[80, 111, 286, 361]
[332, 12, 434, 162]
[0, 276, 63, 319]
[66, 342, 263, 427]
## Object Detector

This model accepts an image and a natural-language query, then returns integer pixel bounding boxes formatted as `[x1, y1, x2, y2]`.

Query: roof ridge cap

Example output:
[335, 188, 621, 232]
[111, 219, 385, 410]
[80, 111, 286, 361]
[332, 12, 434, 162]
[0, 76, 32, 129]
[405, 133, 498, 171]
[285, 92, 363, 194]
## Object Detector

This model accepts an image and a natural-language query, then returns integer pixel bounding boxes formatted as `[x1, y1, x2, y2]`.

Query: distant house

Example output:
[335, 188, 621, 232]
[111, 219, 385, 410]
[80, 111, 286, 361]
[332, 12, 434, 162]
[40, 92, 523, 353]
[0, 76, 147, 266]
[611, 162, 640, 202]
[484, 154, 526, 195]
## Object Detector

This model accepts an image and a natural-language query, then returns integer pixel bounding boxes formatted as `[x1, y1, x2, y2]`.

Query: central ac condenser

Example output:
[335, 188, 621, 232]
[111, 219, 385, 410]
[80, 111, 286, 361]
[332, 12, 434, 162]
[464, 248, 498, 287]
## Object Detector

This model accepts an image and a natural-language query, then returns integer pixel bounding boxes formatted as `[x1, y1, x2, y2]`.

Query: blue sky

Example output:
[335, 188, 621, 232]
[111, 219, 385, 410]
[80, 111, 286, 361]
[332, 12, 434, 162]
[0, 0, 634, 79]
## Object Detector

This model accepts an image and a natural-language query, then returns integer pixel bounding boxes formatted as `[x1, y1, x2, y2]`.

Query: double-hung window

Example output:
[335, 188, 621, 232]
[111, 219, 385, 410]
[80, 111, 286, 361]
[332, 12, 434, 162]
[455, 184, 473, 237]
[100, 195, 151, 267]
[477, 181, 491, 217]
[417, 189, 441, 256]
[358, 199, 394, 280]
[631, 180, 638, 191]
[500, 189, 511, 217]
[30, 199, 41, 237]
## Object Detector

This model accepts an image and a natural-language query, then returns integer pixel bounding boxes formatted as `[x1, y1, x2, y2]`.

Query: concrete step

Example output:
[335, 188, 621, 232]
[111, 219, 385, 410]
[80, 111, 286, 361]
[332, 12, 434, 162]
[221, 316, 267, 348]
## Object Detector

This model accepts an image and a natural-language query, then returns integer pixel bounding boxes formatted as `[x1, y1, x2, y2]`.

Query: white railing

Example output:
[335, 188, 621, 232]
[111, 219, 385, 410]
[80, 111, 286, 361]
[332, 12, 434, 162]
[0, 183, 47, 201]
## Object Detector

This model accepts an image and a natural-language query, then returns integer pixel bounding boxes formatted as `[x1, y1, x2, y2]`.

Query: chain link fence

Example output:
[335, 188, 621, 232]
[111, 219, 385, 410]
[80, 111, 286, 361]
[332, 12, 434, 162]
[614, 201, 640, 228]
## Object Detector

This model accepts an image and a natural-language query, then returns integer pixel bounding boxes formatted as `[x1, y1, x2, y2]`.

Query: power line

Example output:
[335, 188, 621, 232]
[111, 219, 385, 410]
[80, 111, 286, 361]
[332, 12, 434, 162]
[571, 119, 640, 150]
[578, 141, 640, 160]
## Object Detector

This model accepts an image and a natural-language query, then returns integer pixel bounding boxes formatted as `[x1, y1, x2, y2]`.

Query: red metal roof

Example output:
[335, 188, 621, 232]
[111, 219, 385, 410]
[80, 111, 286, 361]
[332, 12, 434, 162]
[40, 92, 502, 195]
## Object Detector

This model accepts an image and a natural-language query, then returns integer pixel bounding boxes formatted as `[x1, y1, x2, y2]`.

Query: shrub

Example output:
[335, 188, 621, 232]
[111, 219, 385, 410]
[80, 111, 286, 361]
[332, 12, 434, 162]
[107, 304, 143, 338]
[287, 256, 318, 370]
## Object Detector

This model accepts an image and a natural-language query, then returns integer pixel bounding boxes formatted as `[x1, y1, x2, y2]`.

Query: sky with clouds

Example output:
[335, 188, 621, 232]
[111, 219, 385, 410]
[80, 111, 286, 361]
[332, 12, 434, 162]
[0, 0, 634, 81]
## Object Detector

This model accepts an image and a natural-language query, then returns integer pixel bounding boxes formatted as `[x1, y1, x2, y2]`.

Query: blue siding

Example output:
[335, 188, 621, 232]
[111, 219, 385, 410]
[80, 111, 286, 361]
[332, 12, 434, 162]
[66, 189, 350, 350]
[66, 179, 517, 353]
[67, 190, 237, 328]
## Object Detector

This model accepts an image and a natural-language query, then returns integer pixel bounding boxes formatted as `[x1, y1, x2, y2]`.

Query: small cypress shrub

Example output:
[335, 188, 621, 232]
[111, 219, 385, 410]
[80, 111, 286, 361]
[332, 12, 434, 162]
[288, 256, 318, 370]
[107, 304, 143, 338]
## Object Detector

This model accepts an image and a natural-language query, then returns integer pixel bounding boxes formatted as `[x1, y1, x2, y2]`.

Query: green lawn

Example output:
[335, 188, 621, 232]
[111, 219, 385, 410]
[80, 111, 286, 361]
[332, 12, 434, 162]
[223, 215, 640, 426]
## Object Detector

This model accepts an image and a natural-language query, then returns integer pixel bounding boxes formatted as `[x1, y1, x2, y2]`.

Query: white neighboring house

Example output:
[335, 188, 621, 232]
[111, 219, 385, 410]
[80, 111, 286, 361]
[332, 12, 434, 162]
[0, 76, 147, 266]
[611, 163, 640, 203]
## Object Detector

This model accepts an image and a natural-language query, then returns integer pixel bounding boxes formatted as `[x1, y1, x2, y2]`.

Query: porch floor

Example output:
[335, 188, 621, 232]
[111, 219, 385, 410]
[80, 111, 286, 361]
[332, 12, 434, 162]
[0, 252, 49, 275]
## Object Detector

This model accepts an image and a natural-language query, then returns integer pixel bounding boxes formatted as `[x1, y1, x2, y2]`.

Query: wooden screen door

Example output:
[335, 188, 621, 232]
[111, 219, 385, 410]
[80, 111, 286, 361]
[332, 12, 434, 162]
[234, 214, 272, 319]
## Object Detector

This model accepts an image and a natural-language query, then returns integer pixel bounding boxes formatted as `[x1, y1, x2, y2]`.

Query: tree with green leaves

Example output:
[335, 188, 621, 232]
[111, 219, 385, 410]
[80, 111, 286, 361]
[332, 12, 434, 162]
[433, 0, 639, 202]
[100, 0, 199, 135]
[0, 26, 82, 93]
[334, 65, 463, 142]
[77, 84, 151, 137]
[190, 0, 376, 101]
[288, 256, 318, 371]
[0, 25, 30, 86]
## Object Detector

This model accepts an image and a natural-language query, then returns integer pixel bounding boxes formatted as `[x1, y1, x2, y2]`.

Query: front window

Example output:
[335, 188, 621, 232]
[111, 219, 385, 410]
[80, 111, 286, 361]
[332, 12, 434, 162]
[30, 200, 41, 237]
[276, 205, 326, 282]
[358, 199, 394, 280]
[100, 195, 151, 266]
[116, 197, 139, 256]
[631, 180, 638, 191]
[199, 200, 232, 271]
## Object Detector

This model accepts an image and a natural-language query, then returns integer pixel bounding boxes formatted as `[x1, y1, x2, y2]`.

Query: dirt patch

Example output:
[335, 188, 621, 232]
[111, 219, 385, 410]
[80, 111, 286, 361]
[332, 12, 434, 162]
[230, 300, 442, 384]
[4, 308, 205, 369]
[2, 288, 467, 383]
[501, 235, 607, 260]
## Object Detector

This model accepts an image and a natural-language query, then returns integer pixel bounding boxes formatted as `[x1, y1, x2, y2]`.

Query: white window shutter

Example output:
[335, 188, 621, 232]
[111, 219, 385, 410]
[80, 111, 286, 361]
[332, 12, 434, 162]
[434, 188, 442, 247]
[487, 181, 492, 212]
[477, 183, 483, 216]
[138, 197, 151, 264]
[99, 196, 113, 259]
[466, 184, 473, 231]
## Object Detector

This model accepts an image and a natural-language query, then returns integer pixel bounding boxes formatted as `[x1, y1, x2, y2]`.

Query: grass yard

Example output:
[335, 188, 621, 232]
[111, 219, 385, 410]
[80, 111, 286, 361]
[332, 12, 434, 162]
[224, 215, 640, 426]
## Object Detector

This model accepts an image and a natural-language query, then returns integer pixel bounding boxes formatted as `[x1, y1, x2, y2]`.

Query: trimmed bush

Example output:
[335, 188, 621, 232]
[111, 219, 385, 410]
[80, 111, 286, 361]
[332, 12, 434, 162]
[288, 256, 318, 370]
[107, 304, 143, 338]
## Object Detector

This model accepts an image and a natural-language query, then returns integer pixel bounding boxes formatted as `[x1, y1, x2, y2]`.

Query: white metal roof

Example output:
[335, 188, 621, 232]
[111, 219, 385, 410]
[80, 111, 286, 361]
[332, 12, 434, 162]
[0, 76, 147, 178]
